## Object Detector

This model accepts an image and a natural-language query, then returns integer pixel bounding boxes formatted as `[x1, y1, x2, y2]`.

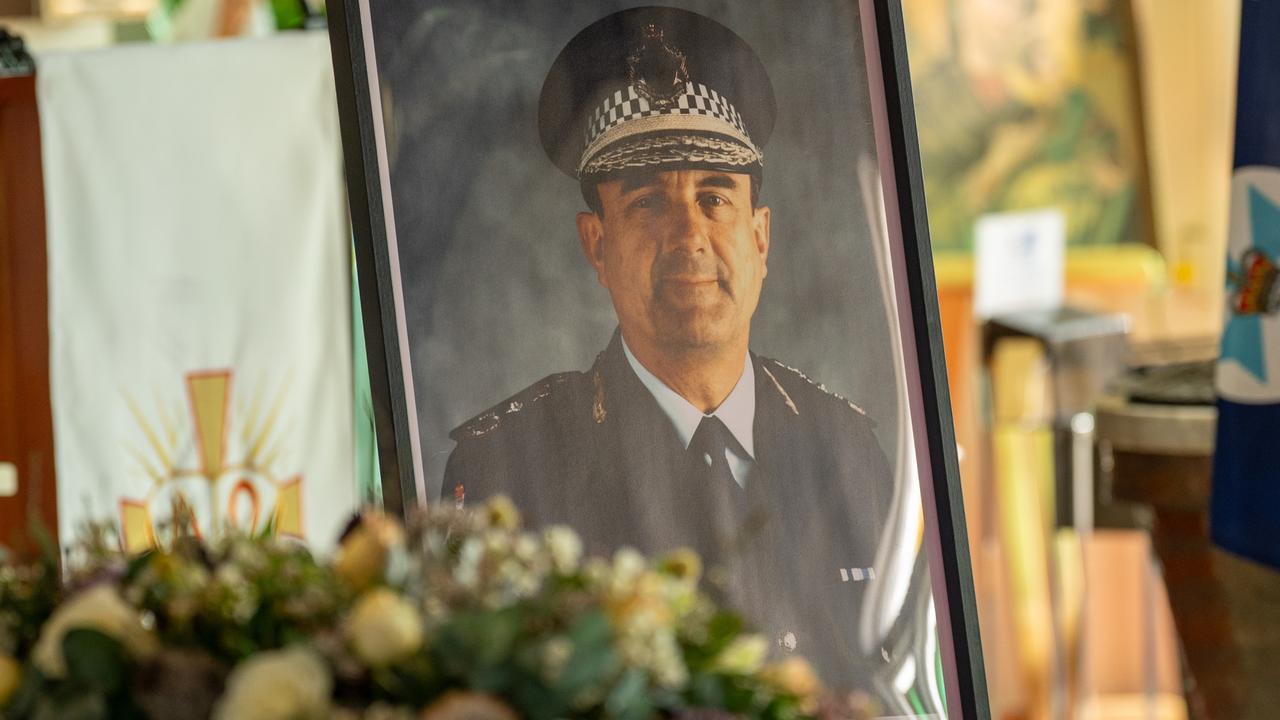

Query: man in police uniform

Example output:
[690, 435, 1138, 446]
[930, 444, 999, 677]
[445, 6, 893, 690]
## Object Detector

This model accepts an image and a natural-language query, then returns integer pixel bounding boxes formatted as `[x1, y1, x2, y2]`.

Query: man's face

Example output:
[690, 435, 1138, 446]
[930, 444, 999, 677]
[576, 169, 770, 355]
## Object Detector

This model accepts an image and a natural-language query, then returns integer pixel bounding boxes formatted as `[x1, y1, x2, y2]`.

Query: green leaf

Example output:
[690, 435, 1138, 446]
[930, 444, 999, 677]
[687, 672, 724, 708]
[568, 609, 611, 647]
[468, 664, 516, 693]
[604, 668, 651, 720]
[684, 612, 743, 670]
[509, 670, 567, 720]
[123, 551, 154, 582]
[269, 0, 307, 29]
[35, 691, 109, 720]
[719, 676, 758, 713]
[61, 629, 125, 694]
[433, 608, 521, 685]
[555, 611, 617, 695]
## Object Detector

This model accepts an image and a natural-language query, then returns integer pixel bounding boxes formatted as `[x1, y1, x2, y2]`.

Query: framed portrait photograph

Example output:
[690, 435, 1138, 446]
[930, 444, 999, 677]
[326, 0, 987, 716]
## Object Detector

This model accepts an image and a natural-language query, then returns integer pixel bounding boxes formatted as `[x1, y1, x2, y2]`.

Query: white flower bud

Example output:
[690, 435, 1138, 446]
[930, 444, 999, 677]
[543, 525, 583, 574]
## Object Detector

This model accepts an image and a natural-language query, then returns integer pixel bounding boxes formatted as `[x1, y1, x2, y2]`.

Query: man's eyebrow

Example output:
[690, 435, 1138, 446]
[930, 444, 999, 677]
[697, 174, 740, 191]
[618, 175, 662, 195]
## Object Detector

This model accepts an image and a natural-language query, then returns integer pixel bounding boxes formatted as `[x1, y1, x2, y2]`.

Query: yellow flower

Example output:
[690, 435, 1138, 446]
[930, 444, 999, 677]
[333, 514, 405, 591]
[419, 691, 518, 720]
[345, 588, 424, 666]
[658, 548, 702, 584]
[762, 656, 822, 706]
[32, 585, 157, 678]
[483, 495, 521, 531]
[710, 634, 769, 675]
[212, 646, 331, 720]
[0, 654, 20, 707]
[606, 572, 673, 632]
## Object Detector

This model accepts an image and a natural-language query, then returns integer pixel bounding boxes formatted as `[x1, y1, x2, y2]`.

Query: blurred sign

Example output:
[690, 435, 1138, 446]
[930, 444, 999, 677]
[974, 208, 1066, 319]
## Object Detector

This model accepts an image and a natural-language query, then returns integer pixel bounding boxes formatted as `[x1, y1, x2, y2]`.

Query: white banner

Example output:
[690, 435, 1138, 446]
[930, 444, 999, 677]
[38, 33, 356, 553]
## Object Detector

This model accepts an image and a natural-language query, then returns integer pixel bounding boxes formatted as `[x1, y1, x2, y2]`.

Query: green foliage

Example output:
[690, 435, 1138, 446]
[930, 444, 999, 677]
[269, 0, 308, 29]
[0, 546, 59, 658]
[2, 631, 147, 720]
[62, 630, 125, 695]
[556, 610, 618, 696]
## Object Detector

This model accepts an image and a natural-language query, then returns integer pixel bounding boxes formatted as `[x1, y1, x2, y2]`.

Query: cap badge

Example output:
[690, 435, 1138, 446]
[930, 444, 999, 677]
[627, 24, 689, 109]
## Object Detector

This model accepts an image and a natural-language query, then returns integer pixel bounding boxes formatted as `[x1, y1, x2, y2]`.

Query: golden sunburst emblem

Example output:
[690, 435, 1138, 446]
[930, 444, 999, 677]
[118, 369, 303, 552]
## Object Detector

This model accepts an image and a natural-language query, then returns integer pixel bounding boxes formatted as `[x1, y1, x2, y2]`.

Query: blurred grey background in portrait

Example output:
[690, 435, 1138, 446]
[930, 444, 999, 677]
[367, 0, 898, 498]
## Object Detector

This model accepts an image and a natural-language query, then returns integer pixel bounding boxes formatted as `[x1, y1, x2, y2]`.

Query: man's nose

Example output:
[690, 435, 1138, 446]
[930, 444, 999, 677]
[662, 198, 710, 255]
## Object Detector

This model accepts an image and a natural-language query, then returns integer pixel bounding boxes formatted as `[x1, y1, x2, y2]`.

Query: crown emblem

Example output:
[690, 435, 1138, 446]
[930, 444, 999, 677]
[627, 24, 689, 108]
[1230, 248, 1280, 315]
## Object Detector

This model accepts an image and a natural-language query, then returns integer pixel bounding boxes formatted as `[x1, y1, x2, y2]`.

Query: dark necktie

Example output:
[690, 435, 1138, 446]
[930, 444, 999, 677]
[688, 415, 738, 489]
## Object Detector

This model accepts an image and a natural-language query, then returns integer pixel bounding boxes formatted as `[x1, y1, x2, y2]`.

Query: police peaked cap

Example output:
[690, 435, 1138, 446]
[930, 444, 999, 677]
[539, 6, 776, 185]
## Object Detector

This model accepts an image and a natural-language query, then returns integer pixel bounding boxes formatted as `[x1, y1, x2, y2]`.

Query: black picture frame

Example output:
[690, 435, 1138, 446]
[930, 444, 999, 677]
[324, 1, 989, 716]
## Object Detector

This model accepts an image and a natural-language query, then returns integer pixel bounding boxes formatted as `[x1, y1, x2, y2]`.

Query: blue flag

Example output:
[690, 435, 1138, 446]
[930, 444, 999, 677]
[1213, 0, 1280, 570]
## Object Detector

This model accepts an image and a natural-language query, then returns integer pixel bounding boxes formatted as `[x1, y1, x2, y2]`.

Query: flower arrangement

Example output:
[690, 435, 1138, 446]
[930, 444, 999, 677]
[0, 498, 869, 720]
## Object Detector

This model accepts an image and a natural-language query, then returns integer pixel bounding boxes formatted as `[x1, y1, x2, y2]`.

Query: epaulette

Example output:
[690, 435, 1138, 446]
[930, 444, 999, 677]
[450, 372, 578, 441]
[760, 358, 869, 417]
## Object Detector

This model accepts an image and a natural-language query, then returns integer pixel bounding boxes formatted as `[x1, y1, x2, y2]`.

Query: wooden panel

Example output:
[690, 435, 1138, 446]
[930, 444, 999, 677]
[0, 0, 37, 16]
[0, 74, 57, 552]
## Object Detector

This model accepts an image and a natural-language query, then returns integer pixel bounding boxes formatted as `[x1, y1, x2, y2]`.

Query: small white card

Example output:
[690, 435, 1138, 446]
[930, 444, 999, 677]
[974, 209, 1066, 319]
[0, 462, 16, 498]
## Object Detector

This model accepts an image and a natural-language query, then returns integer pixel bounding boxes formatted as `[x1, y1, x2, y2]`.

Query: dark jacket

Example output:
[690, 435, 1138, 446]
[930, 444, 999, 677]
[444, 331, 894, 688]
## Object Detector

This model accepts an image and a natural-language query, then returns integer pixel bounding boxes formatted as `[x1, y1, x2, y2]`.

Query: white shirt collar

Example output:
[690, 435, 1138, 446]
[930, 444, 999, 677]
[620, 335, 756, 460]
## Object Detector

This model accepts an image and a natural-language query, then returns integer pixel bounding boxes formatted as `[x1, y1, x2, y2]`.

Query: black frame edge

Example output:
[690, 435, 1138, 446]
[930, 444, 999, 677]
[325, 0, 418, 516]
[874, 1, 991, 717]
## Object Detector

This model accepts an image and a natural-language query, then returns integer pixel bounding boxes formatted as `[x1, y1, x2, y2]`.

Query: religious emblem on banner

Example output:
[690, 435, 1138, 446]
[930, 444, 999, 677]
[118, 369, 304, 552]
[1220, 170, 1280, 399]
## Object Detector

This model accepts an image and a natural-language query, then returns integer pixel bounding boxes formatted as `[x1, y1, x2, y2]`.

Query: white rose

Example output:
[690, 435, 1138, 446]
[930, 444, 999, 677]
[212, 646, 331, 720]
[543, 526, 582, 574]
[32, 585, 157, 678]
[344, 588, 424, 667]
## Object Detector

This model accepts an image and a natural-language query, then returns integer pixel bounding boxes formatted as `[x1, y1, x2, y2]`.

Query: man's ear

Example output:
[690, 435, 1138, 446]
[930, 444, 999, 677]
[576, 211, 607, 287]
[753, 205, 771, 278]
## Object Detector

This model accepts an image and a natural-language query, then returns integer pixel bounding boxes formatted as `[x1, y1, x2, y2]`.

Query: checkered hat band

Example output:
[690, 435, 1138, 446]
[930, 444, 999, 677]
[585, 82, 750, 147]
